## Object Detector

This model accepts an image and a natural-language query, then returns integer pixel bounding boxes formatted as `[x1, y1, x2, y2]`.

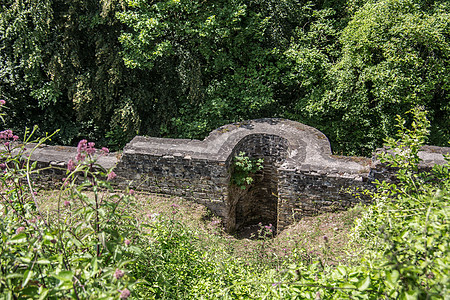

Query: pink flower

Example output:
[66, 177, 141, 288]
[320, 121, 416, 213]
[16, 227, 25, 234]
[64, 200, 70, 207]
[77, 139, 87, 152]
[12, 135, 18, 141]
[114, 269, 125, 279]
[76, 153, 85, 162]
[101, 147, 109, 154]
[62, 178, 69, 187]
[86, 146, 96, 155]
[0, 100, 5, 105]
[107, 171, 117, 181]
[129, 189, 135, 195]
[67, 159, 76, 172]
[124, 239, 131, 246]
[119, 288, 131, 299]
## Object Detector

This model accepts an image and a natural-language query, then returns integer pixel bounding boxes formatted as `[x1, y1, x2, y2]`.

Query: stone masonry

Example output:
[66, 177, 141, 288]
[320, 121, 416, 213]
[26, 118, 449, 233]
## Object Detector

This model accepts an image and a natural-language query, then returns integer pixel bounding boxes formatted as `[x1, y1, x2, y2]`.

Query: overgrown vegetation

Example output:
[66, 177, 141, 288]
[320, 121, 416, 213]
[231, 152, 264, 189]
[1, 97, 449, 298]
[1, 0, 449, 155]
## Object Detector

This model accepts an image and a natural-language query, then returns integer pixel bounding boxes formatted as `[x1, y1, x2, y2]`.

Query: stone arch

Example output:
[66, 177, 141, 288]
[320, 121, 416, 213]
[225, 134, 289, 233]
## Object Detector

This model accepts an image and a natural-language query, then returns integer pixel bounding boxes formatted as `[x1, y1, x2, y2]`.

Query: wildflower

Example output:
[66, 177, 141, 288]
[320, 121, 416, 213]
[16, 227, 25, 234]
[0, 100, 5, 105]
[67, 159, 76, 172]
[77, 139, 87, 153]
[76, 153, 85, 162]
[107, 171, 117, 181]
[101, 147, 109, 154]
[33, 191, 38, 196]
[119, 288, 131, 299]
[129, 189, 135, 195]
[114, 269, 125, 280]
[86, 145, 96, 155]
[124, 239, 131, 246]
[0, 163, 6, 170]
[64, 200, 70, 207]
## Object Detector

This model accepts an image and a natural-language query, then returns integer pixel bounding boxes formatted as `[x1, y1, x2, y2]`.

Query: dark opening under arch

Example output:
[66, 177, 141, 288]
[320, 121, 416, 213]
[226, 134, 289, 235]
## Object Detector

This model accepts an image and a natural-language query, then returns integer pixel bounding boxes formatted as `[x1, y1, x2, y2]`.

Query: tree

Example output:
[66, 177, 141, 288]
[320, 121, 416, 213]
[0, 0, 159, 148]
[301, 0, 450, 155]
[117, 0, 344, 138]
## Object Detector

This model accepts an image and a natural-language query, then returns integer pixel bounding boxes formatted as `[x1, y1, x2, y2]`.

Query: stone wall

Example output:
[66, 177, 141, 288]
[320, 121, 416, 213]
[25, 119, 449, 233]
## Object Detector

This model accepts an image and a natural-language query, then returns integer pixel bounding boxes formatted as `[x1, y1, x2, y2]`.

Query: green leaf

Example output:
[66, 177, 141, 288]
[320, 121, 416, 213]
[401, 289, 419, 300]
[357, 276, 370, 291]
[8, 232, 27, 243]
[36, 259, 51, 265]
[337, 266, 347, 277]
[90, 257, 98, 278]
[22, 270, 33, 288]
[6, 273, 23, 279]
[52, 270, 74, 282]
[38, 288, 49, 300]
[386, 270, 400, 288]
[340, 283, 357, 290]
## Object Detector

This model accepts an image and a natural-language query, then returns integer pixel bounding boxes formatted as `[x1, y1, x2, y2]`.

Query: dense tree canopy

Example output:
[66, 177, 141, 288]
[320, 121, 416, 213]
[307, 0, 450, 154]
[1, 0, 449, 154]
[0, 0, 157, 147]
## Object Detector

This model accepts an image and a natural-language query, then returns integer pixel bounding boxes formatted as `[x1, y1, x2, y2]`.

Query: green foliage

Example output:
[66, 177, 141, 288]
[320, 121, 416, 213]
[231, 152, 264, 189]
[0, 105, 141, 298]
[308, 0, 450, 155]
[132, 208, 216, 298]
[350, 107, 450, 298]
[0, 0, 158, 149]
[116, 0, 345, 139]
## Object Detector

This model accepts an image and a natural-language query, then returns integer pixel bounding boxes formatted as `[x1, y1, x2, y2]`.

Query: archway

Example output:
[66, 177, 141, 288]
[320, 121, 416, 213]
[226, 134, 289, 236]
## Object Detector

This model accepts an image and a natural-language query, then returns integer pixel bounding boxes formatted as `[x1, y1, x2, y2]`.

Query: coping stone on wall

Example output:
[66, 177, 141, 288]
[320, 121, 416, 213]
[24, 143, 118, 170]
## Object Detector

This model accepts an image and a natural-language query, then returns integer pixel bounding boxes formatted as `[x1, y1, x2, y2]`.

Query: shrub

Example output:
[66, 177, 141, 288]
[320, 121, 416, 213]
[0, 101, 142, 299]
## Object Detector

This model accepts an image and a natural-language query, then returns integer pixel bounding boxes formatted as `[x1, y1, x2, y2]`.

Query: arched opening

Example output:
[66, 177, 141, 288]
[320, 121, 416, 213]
[226, 134, 289, 238]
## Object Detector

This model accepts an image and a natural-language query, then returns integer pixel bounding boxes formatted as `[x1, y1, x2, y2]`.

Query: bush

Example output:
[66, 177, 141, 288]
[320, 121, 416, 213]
[0, 101, 142, 299]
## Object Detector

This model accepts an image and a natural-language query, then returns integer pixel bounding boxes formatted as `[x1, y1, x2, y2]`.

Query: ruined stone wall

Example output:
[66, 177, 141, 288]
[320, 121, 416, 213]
[114, 150, 229, 217]
[277, 168, 371, 229]
[24, 119, 449, 233]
